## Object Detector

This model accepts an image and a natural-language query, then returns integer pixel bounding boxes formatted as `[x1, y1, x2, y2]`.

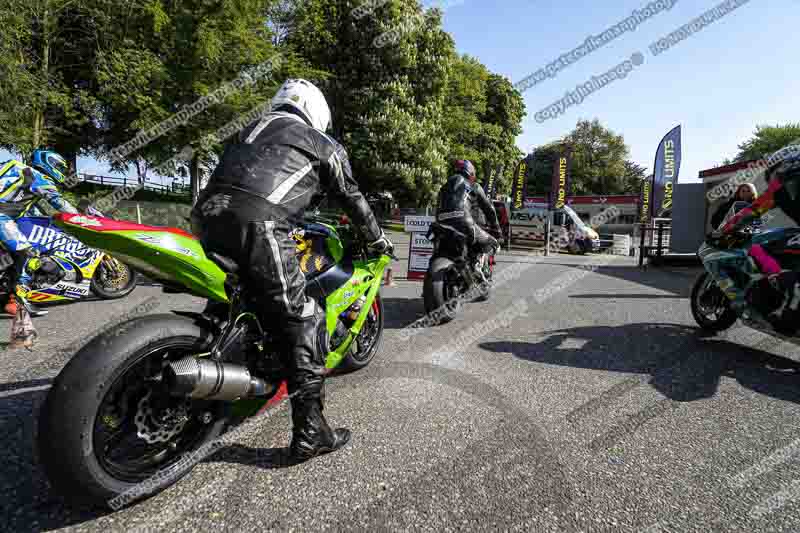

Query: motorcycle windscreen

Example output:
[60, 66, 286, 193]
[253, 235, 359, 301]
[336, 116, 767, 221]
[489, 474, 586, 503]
[52, 213, 229, 302]
[718, 201, 752, 230]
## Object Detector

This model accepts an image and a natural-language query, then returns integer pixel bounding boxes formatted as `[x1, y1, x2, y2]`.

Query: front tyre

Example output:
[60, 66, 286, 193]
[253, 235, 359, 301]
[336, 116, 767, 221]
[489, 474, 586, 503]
[423, 257, 462, 325]
[569, 240, 588, 255]
[38, 314, 230, 509]
[690, 272, 738, 332]
[339, 293, 384, 373]
[91, 256, 137, 299]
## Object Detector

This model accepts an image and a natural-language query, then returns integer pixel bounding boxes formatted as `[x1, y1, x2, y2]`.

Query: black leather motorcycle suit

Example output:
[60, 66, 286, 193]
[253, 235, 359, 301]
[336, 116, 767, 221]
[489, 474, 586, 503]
[190, 110, 382, 458]
[435, 173, 500, 255]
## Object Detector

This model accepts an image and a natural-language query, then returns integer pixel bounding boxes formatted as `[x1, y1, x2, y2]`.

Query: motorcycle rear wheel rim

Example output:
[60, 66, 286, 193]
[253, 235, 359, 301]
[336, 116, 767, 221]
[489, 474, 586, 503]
[93, 341, 227, 484]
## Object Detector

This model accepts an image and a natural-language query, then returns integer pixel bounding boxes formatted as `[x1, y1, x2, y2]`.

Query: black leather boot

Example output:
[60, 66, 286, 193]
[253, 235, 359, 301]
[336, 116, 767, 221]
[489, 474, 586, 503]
[283, 311, 351, 461]
[289, 394, 351, 460]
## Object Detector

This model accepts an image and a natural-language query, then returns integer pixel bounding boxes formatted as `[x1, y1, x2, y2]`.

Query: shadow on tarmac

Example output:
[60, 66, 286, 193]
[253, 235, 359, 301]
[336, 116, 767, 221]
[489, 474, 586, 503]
[480, 322, 800, 405]
[546, 262, 698, 298]
[0, 380, 108, 532]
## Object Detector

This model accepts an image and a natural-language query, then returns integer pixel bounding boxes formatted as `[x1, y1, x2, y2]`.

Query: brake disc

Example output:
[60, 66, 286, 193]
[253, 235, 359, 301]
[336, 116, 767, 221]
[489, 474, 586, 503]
[134, 390, 191, 444]
[103, 259, 130, 289]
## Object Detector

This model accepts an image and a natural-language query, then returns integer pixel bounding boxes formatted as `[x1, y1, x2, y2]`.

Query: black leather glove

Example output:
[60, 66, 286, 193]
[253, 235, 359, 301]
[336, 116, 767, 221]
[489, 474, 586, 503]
[368, 231, 394, 256]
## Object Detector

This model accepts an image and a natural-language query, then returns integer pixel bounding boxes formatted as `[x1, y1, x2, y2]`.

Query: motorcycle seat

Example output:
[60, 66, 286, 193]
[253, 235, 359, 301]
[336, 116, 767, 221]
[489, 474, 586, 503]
[208, 252, 239, 274]
[428, 222, 468, 245]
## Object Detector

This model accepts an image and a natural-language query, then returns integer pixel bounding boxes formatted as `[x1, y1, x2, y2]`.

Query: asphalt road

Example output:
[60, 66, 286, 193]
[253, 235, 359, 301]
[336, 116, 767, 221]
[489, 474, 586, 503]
[2, 234, 800, 532]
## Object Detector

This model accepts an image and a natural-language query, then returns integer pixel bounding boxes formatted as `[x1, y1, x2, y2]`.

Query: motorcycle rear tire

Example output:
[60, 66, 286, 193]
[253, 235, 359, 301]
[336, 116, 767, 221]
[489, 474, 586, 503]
[423, 257, 461, 325]
[38, 314, 232, 510]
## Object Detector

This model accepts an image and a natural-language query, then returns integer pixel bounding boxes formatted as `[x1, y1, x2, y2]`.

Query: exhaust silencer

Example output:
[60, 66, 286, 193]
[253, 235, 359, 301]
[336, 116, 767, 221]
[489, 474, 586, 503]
[164, 357, 271, 401]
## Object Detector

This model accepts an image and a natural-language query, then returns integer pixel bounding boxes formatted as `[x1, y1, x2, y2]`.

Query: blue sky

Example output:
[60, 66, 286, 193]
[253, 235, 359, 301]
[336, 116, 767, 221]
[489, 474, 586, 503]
[430, 0, 798, 184]
[3, 0, 795, 187]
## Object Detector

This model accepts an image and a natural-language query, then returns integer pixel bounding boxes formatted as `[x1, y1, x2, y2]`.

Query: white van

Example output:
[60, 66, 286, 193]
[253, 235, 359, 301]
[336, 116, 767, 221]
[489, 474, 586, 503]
[508, 203, 600, 254]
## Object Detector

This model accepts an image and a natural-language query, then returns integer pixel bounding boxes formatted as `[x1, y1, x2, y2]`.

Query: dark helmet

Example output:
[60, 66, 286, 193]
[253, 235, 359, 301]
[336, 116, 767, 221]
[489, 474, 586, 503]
[766, 146, 800, 181]
[31, 149, 69, 184]
[765, 146, 800, 197]
[454, 159, 476, 180]
[763, 145, 800, 224]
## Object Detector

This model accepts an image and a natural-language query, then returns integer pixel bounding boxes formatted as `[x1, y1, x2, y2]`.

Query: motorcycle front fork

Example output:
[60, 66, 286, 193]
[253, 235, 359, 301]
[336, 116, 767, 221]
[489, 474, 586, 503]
[706, 261, 751, 311]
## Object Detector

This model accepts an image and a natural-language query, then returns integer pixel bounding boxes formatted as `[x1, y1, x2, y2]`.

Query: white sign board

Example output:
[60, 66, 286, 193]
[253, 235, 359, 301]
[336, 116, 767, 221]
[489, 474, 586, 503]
[409, 251, 432, 271]
[404, 215, 436, 280]
[404, 215, 435, 234]
[411, 232, 434, 250]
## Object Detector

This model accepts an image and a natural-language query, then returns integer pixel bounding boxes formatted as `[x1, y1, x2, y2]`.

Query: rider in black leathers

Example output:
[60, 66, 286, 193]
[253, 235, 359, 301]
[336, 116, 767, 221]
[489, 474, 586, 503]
[435, 159, 501, 262]
[190, 79, 393, 461]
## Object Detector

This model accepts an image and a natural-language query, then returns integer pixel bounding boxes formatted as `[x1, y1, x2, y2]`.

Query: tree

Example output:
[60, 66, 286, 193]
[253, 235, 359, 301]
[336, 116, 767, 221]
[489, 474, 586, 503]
[441, 57, 525, 195]
[287, 1, 524, 206]
[622, 160, 647, 194]
[442, 55, 490, 176]
[734, 123, 800, 162]
[525, 141, 562, 196]
[0, 0, 104, 168]
[287, 0, 457, 206]
[1, 0, 527, 208]
[527, 119, 646, 197]
[477, 74, 525, 194]
[563, 119, 629, 194]
[96, 0, 303, 201]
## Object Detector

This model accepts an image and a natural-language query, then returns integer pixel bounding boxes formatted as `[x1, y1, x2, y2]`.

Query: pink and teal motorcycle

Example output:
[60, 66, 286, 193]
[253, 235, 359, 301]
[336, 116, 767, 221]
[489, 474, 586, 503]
[37, 211, 394, 509]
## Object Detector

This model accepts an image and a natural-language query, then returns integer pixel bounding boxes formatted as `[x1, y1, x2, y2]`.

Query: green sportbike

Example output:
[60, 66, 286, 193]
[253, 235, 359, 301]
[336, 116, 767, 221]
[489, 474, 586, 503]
[37, 211, 394, 509]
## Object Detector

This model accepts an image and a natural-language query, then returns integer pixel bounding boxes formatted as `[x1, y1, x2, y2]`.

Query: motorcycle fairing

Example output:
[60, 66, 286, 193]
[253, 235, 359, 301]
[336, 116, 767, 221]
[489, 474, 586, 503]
[700, 226, 800, 327]
[53, 213, 229, 303]
[7, 216, 106, 302]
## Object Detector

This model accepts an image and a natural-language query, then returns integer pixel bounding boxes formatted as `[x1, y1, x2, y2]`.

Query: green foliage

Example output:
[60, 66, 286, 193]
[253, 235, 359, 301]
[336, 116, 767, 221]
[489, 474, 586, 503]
[734, 123, 800, 162]
[564, 119, 629, 194]
[0, 0, 104, 165]
[287, 0, 524, 206]
[93, 0, 307, 194]
[622, 160, 647, 194]
[443, 57, 524, 196]
[528, 119, 645, 197]
[525, 141, 562, 195]
[1, 0, 526, 207]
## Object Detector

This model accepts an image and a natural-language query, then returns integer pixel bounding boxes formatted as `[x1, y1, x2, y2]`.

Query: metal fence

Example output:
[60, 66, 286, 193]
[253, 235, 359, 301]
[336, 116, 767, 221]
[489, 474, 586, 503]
[637, 219, 672, 266]
[79, 173, 190, 197]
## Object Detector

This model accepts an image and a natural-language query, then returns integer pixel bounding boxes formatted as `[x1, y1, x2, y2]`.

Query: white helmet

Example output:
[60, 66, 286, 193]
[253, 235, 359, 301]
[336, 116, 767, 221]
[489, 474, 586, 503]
[270, 79, 331, 132]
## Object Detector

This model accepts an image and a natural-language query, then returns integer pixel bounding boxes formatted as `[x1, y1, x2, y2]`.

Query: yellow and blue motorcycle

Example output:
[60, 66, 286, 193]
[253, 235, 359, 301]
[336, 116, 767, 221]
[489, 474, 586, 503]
[0, 207, 137, 305]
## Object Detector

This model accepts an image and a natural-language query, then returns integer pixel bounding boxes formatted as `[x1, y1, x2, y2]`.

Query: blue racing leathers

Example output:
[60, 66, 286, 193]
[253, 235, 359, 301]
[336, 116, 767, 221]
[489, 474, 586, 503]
[0, 160, 78, 289]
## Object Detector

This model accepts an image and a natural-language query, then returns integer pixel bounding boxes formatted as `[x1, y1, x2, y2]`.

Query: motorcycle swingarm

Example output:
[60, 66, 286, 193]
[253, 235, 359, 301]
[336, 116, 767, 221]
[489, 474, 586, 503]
[171, 310, 254, 363]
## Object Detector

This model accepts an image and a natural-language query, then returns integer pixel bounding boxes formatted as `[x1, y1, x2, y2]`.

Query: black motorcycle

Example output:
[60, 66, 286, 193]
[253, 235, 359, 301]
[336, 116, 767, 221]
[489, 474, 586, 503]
[422, 221, 497, 325]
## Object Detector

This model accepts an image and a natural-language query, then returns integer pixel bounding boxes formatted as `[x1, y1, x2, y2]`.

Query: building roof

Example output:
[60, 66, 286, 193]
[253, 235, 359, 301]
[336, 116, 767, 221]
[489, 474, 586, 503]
[698, 160, 758, 180]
